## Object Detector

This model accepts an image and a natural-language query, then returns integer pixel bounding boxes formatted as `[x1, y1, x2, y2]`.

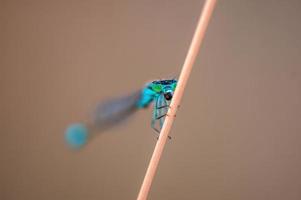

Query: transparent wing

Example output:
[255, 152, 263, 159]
[151, 94, 169, 133]
[157, 95, 168, 129]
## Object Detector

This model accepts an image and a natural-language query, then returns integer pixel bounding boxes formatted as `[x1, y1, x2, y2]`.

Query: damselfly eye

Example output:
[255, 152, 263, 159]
[164, 92, 173, 100]
[151, 84, 162, 93]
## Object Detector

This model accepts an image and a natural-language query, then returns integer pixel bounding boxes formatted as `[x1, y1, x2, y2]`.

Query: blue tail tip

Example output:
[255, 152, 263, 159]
[65, 123, 89, 149]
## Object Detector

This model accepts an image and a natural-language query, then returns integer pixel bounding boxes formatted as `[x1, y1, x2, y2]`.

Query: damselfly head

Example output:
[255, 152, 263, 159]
[150, 79, 177, 97]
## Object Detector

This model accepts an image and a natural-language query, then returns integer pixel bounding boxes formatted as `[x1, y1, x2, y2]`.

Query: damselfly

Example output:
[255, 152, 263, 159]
[65, 78, 177, 148]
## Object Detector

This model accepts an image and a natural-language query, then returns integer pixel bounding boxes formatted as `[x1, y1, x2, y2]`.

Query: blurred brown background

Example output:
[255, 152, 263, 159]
[1, 0, 301, 199]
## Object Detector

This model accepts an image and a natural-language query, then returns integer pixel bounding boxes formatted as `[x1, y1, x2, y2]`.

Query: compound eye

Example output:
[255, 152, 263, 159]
[164, 92, 173, 100]
[151, 84, 162, 93]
